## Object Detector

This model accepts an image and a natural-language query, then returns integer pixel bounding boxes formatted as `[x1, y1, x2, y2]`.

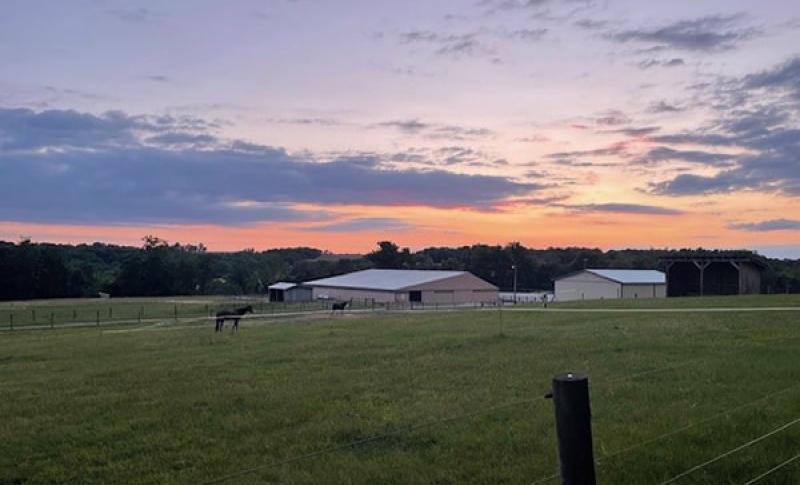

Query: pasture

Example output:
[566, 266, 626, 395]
[2, 295, 800, 484]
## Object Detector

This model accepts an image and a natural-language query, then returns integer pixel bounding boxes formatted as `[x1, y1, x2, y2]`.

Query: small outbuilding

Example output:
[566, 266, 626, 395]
[267, 282, 312, 302]
[554, 269, 666, 301]
[304, 269, 499, 305]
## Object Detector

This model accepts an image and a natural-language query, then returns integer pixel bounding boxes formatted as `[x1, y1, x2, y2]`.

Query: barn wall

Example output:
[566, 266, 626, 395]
[621, 284, 666, 299]
[285, 287, 313, 302]
[420, 289, 499, 304]
[410, 273, 498, 291]
[739, 263, 762, 294]
[311, 287, 400, 303]
[554, 271, 621, 301]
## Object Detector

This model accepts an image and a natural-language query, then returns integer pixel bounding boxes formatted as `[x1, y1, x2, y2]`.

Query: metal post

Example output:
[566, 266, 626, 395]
[551, 372, 596, 485]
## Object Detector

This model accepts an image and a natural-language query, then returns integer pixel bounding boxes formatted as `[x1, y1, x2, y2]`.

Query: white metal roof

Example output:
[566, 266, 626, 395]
[585, 269, 666, 284]
[268, 282, 298, 290]
[304, 269, 466, 291]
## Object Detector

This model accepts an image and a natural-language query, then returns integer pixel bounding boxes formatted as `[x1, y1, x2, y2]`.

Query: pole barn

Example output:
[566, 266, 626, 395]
[554, 269, 666, 301]
[304, 269, 499, 305]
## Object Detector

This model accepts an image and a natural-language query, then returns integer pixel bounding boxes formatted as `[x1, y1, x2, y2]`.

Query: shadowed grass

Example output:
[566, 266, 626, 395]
[1, 301, 800, 484]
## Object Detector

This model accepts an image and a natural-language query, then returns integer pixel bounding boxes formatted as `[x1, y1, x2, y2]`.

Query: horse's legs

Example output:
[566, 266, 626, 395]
[233, 318, 239, 332]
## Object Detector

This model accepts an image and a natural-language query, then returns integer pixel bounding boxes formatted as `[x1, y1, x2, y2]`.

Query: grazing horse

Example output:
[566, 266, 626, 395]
[331, 299, 352, 315]
[215, 305, 253, 332]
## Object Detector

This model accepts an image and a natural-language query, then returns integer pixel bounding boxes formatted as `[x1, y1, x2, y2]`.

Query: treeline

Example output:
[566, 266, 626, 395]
[1, 238, 798, 301]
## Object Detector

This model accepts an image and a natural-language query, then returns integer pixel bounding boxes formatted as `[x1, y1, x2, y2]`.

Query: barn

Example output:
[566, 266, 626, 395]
[304, 269, 499, 305]
[661, 251, 765, 297]
[267, 282, 312, 302]
[554, 269, 666, 301]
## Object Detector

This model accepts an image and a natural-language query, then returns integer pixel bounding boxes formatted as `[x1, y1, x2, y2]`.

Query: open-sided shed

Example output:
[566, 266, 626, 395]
[660, 251, 766, 296]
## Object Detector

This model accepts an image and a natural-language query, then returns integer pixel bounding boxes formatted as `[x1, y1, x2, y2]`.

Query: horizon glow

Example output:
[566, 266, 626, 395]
[1, 0, 799, 258]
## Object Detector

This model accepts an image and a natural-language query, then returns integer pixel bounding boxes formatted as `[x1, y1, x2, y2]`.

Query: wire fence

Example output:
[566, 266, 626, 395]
[659, 416, 800, 484]
[202, 358, 774, 485]
[742, 453, 800, 485]
[201, 396, 549, 485]
[0, 298, 500, 332]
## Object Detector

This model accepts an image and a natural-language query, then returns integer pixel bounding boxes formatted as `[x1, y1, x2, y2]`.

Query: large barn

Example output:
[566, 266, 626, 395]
[304, 269, 499, 305]
[554, 269, 666, 301]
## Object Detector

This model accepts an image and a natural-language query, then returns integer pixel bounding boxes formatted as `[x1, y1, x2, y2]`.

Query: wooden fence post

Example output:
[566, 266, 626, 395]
[550, 372, 596, 485]
[96, 310, 100, 327]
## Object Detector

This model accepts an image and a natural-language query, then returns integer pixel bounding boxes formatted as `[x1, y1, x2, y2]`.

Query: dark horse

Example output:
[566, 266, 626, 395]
[215, 305, 253, 332]
[330, 299, 352, 315]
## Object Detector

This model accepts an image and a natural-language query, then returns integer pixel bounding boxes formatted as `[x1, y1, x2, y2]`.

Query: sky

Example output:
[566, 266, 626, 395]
[1, 0, 799, 257]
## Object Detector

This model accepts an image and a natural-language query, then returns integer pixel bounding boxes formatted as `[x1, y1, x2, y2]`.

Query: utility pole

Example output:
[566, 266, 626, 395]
[512, 264, 518, 305]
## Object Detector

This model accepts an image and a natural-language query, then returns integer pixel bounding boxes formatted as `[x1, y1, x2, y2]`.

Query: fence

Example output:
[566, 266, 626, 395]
[193, 364, 800, 485]
[0, 298, 504, 332]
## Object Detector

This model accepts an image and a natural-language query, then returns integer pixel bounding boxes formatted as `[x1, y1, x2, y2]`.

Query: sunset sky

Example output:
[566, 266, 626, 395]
[1, 0, 799, 257]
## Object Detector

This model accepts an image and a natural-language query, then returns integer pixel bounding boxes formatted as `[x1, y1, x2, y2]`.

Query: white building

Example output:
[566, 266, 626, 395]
[304, 269, 499, 305]
[267, 282, 312, 302]
[553, 269, 666, 301]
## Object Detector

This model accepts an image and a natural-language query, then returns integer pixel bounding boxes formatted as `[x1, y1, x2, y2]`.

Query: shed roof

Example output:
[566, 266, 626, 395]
[268, 282, 298, 290]
[556, 269, 666, 284]
[304, 269, 467, 291]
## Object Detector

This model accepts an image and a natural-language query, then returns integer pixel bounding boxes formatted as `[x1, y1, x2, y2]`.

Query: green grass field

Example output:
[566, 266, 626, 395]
[2, 296, 800, 484]
[547, 293, 800, 309]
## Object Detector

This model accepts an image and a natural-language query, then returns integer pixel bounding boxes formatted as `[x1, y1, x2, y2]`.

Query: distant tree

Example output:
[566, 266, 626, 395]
[1, 237, 798, 300]
[367, 241, 410, 269]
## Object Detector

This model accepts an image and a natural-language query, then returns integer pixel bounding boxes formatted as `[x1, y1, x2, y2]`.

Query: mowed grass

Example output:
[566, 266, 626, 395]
[2, 299, 800, 484]
[548, 293, 800, 309]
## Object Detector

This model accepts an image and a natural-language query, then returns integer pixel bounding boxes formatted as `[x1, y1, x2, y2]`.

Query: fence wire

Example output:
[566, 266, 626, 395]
[658, 415, 800, 484]
[529, 374, 800, 485]
[742, 453, 800, 485]
[596, 381, 800, 464]
[201, 396, 549, 484]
